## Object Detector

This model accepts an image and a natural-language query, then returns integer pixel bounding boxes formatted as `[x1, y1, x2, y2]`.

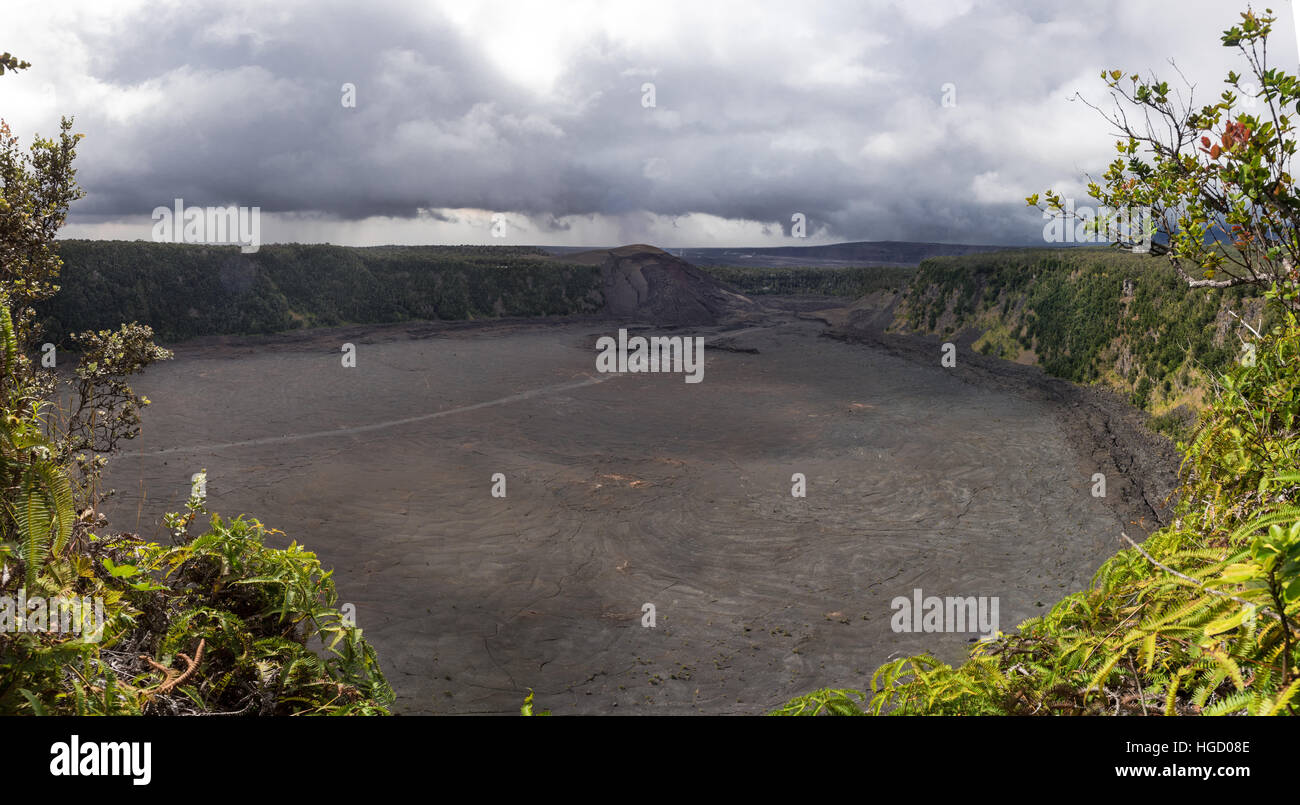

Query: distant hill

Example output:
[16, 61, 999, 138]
[545, 240, 1014, 268]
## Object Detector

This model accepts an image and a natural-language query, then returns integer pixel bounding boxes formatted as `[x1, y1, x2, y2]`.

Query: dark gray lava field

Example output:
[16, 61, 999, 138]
[102, 298, 1167, 713]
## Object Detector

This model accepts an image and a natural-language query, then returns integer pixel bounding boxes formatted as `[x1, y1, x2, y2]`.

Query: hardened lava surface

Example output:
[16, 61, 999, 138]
[106, 314, 1147, 714]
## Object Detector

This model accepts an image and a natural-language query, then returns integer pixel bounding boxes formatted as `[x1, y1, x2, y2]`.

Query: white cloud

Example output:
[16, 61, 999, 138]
[971, 171, 1023, 205]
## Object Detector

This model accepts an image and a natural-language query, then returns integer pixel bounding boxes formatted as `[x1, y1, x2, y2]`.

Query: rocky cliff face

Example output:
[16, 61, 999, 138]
[858, 249, 1269, 419]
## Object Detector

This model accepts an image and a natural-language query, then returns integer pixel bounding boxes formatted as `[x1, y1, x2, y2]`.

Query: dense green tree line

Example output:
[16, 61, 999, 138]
[39, 241, 605, 344]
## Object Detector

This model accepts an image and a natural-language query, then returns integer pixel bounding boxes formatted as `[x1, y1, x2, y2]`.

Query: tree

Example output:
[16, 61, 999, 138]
[0, 54, 85, 575]
[0, 53, 30, 76]
[0, 57, 170, 508]
[0, 111, 83, 336]
[1029, 7, 1300, 309]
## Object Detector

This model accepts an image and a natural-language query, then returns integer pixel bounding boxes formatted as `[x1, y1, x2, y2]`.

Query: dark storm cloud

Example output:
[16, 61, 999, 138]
[14, 0, 1279, 245]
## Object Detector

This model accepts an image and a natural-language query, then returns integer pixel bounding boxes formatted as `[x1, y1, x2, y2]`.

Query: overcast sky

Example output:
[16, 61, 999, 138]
[4, 0, 1296, 248]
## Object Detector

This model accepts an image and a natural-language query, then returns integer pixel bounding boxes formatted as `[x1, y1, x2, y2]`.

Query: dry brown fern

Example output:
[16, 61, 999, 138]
[140, 638, 206, 696]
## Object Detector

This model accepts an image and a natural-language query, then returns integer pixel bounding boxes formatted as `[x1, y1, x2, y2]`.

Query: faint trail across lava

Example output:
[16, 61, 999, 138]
[121, 374, 617, 457]
[121, 322, 778, 458]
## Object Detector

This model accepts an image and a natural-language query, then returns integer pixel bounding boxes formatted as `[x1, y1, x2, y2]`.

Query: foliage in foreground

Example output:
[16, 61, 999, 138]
[776, 297, 1300, 716]
[0, 303, 394, 714]
[1, 508, 394, 715]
